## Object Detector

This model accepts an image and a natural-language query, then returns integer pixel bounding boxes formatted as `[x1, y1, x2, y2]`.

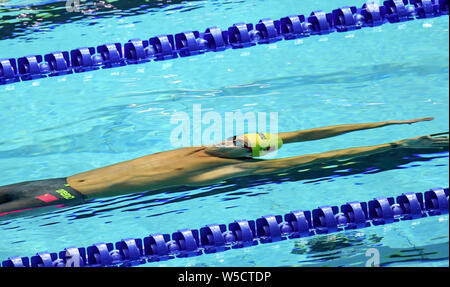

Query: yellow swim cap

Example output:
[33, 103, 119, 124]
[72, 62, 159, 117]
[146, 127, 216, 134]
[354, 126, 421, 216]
[243, 133, 283, 157]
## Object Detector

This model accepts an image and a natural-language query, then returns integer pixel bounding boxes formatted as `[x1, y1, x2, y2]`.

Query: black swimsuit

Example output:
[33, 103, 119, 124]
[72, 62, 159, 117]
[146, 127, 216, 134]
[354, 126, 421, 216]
[0, 178, 86, 217]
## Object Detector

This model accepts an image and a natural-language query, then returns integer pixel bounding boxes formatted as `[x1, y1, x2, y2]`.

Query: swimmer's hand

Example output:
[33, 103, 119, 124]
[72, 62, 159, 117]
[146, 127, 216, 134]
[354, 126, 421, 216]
[397, 135, 449, 149]
[388, 117, 434, 125]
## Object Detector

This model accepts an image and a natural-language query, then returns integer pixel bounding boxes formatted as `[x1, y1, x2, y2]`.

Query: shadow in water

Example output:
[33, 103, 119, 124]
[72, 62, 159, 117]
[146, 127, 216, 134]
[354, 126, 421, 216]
[0, 0, 206, 40]
[291, 231, 449, 267]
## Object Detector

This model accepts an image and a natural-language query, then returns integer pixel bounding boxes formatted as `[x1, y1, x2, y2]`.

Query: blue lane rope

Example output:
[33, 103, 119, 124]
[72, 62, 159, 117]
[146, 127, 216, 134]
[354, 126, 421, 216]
[2, 187, 448, 267]
[1, 0, 449, 86]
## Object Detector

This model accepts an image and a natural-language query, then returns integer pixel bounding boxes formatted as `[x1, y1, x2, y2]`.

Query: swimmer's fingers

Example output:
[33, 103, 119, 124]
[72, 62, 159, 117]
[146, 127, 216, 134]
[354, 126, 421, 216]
[395, 117, 434, 125]
[431, 136, 449, 147]
[399, 135, 449, 149]
[427, 135, 449, 149]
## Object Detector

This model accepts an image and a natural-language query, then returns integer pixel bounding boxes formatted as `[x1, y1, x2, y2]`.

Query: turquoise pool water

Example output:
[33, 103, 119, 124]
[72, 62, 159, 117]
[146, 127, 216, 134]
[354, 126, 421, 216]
[0, 0, 449, 267]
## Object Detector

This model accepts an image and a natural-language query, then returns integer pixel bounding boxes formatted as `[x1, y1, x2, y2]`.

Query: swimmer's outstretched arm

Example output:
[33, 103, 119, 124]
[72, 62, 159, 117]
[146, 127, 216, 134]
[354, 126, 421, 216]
[241, 134, 449, 175]
[279, 117, 434, 144]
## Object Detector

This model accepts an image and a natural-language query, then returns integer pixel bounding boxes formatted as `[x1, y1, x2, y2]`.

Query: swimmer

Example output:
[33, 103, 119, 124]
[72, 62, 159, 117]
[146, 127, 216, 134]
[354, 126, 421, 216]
[0, 117, 448, 218]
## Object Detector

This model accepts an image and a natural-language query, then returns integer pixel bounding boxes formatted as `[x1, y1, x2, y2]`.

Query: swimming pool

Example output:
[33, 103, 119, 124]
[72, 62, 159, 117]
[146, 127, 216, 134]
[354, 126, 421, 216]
[0, 0, 448, 267]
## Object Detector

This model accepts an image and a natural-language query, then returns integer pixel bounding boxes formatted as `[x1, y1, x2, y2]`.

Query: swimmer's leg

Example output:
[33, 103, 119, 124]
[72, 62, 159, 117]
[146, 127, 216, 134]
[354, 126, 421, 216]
[279, 117, 434, 144]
